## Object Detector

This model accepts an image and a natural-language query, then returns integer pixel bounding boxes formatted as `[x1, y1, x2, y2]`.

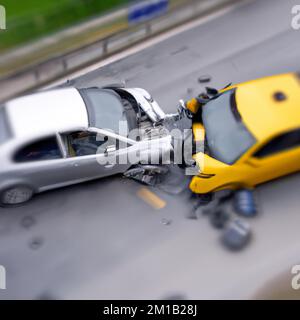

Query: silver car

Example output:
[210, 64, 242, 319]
[0, 85, 185, 206]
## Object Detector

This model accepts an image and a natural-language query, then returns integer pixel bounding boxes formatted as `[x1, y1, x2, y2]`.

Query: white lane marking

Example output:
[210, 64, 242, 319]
[45, 1, 246, 89]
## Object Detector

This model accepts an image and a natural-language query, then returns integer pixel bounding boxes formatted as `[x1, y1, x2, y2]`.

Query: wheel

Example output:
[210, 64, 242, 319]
[0, 186, 34, 206]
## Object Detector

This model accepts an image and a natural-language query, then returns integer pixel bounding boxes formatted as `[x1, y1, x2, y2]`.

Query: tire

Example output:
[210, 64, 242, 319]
[0, 186, 34, 206]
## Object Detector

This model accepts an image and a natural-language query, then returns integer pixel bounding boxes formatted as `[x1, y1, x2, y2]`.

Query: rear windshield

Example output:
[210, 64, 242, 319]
[79, 88, 128, 134]
[0, 107, 11, 144]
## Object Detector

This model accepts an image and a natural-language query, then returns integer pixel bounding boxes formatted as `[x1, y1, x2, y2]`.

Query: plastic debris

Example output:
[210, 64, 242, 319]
[198, 75, 211, 83]
[124, 165, 168, 186]
[161, 218, 172, 226]
[29, 237, 44, 250]
[221, 219, 251, 251]
[233, 189, 257, 217]
[197, 193, 213, 205]
[209, 209, 229, 229]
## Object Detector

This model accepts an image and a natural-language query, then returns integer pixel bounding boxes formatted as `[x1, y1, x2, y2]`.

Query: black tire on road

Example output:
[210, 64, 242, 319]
[0, 186, 34, 207]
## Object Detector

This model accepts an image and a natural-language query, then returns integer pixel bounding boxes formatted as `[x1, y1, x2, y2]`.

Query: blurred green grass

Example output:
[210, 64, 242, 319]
[0, 0, 129, 52]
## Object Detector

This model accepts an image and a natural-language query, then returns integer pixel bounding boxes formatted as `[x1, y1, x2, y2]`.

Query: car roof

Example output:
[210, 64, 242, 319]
[231, 73, 300, 141]
[5, 88, 89, 139]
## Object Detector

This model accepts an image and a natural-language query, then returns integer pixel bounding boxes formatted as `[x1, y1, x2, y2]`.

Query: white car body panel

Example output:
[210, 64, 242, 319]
[0, 86, 179, 204]
[6, 88, 89, 138]
[122, 88, 166, 122]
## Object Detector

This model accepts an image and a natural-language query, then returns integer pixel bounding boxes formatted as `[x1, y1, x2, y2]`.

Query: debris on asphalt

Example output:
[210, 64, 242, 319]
[209, 209, 230, 229]
[161, 218, 172, 226]
[187, 188, 256, 251]
[186, 209, 198, 220]
[127, 162, 257, 252]
[29, 236, 44, 250]
[201, 198, 219, 215]
[124, 165, 169, 186]
[187, 87, 194, 95]
[221, 219, 251, 251]
[233, 189, 257, 217]
[194, 190, 233, 216]
[158, 164, 191, 195]
[214, 190, 234, 203]
[197, 193, 214, 205]
[198, 75, 211, 83]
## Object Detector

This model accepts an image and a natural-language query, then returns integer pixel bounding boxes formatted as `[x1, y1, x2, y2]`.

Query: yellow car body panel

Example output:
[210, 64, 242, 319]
[192, 122, 204, 141]
[190, 72, 300, 194]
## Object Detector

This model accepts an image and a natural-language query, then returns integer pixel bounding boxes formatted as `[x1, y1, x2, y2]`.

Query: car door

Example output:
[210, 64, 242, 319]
[58, 128, 136, 183]
[11, 134, 77, 192]
[242, 128, 300, 186]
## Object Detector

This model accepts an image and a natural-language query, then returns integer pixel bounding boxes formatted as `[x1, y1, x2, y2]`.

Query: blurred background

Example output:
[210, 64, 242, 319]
[1, 0, 131, 51]
[0, 0, 200, 101]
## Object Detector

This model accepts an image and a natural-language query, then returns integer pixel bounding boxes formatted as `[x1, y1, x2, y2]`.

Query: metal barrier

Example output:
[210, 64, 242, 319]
[0, 0, 241, 102]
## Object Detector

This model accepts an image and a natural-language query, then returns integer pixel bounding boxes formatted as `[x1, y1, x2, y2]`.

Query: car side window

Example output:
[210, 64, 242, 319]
[14, 136, 62, 162]
[253, 129, 300, 158]
[64, 131, 109, 157]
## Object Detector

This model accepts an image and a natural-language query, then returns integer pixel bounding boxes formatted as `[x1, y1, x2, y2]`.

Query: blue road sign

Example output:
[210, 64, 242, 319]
[128, 0, 169, 24]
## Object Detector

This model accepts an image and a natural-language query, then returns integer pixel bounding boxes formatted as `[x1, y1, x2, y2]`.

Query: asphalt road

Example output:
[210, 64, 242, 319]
[1, 0, 300, 299]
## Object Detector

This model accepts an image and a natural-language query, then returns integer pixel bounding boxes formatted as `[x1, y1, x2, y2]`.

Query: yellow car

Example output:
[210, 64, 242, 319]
[187, 72, 300, 194]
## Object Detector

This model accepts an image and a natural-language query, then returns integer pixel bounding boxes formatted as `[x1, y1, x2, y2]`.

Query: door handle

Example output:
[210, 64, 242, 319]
[72, 162, 79, 167]
[104, 163, 115, 169]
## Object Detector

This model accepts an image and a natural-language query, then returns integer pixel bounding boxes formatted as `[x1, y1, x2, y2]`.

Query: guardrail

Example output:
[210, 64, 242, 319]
[0, 0, 241, 102]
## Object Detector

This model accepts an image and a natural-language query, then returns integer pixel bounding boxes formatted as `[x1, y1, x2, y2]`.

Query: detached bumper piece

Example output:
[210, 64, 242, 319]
[233, 189, 258, 217]
[221, 219, 251, 251]
[124, 165, 169, 186]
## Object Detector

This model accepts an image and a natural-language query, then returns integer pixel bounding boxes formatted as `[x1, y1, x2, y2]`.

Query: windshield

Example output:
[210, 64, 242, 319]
[79, 88, 136, 135]
[0, 107, 11, 145]
[202, 90, 256, 164]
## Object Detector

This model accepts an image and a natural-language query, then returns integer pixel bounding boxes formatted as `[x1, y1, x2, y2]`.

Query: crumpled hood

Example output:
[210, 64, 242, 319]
[121, 88, 166, 123]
